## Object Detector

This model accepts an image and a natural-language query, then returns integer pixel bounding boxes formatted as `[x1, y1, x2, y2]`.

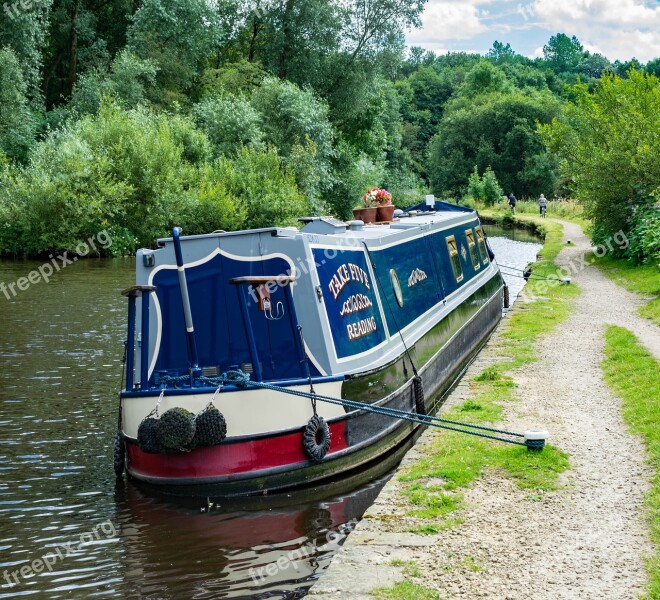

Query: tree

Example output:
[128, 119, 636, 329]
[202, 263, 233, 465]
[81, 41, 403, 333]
[127, 0, 227, 100]
[467, 166, 503, 205]
[41, 0, 136, 108]
[540, 70, 660, 249]
[458, 60, 509, 98]
[487, 41, 516, 64]
[543, 33, 583, 74]
[0, 0, 52, 103]
[0, 101, 244, 256]
[342, 0, 427, 62]
[193, 94, 263, 157]
[68, 50, 158, 115]
[428, 91, 560, 197]
[0, 48, 36, 162]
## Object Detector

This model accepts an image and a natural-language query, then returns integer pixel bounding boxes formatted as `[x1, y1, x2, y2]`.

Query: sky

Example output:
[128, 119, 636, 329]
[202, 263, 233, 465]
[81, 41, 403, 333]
[406, 0, 660, 63]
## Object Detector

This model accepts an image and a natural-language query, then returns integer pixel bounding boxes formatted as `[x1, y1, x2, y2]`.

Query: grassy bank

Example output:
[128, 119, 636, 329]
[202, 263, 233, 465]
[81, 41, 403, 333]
[478, 199, 591, 233]
[593, 256, 660, 326]
[372, 218, 576, 598]
[396, 218, 575, 532]
[602, 326, 660, 599]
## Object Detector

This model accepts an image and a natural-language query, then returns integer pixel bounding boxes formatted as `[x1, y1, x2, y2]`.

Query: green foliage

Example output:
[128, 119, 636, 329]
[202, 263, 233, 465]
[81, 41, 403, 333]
[68, 50, 158, 116]
[214, 146, 310, 229]
[326, 140, 385, 218]
[540, 70, 660, 255]
[0, 101, 244, 256]
[602, 326, 660, 599]
[625, 195, 660, 265]
[127, 0, 226, 100]
[459, 60, 510, 98]
[543, 33, 584, 74]
[0, 0, 52, 102]
[193, 94, 263, 157]
[251, 77, 334, 162]
[250, 77, 335, 206]
[428, 91, 561, 197]
[0, 48, 36, 162]
[467, 166, 503, 206]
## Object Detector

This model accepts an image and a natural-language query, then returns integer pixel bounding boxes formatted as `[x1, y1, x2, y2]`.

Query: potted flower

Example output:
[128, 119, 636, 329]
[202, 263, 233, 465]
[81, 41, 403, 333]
[372, 188, 395, 222]
[352, 190, 378, 224]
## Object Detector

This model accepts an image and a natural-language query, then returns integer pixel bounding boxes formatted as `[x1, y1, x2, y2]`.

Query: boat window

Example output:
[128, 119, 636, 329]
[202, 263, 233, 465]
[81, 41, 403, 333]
[475, 227, 490, 265]
[466, 230, 480, 271]
[446, 236, 464, 283]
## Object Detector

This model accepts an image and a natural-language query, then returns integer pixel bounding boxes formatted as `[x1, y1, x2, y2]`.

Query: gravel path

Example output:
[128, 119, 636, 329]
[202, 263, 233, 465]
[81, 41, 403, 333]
[311, 220, 658, 599]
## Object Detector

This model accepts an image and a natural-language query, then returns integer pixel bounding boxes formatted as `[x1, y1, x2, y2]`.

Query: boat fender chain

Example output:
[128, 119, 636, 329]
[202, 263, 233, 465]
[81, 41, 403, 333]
[303, 415, 331, 462]
[113, 431, 125, 477]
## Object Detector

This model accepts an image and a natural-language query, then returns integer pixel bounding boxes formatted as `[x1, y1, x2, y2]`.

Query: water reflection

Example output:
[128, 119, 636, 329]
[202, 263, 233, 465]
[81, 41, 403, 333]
[483, 225, 543, 304]
[113, 476, 388, 599]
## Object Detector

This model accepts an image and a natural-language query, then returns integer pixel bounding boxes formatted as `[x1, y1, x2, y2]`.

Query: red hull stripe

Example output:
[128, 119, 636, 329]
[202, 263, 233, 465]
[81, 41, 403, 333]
[127, 421, 348, 479]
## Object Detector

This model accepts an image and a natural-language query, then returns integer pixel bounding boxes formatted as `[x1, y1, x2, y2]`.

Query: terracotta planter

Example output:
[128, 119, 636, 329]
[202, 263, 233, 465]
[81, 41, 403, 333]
[352, 207, 377, 224]
[377, 204, 395, 222]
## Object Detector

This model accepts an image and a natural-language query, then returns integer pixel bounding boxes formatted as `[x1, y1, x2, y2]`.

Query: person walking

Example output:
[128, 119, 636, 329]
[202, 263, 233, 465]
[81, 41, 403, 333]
[539, 193, 547, 217]
[507, 192, 517, 214]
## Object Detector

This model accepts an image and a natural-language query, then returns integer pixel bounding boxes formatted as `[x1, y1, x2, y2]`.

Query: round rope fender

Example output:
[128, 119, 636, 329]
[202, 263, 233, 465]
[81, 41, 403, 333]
[303, 415, 331, 462]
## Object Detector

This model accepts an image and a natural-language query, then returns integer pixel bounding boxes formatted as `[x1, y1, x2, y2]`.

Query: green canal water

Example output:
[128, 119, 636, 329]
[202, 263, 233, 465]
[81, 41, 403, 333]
[0, 228, 541, 599]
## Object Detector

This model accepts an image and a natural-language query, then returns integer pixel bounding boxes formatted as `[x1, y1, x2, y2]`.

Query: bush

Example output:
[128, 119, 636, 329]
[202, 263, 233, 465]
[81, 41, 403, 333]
[468, 166, 504, 206]
[0, 101, 244, 256]
[214, 146, 310, 229]
[193, 94, 263, 157]
[625, 195, 660, 265]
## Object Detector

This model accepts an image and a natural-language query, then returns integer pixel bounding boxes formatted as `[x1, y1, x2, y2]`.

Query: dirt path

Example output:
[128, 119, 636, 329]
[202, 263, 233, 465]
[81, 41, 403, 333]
[311, 220, 658, 599]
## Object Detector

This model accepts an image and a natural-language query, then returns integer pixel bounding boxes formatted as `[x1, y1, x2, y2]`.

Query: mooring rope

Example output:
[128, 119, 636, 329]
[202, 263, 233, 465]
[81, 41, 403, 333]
[157, 370, 546, 450]
[497, 263, 570, 284]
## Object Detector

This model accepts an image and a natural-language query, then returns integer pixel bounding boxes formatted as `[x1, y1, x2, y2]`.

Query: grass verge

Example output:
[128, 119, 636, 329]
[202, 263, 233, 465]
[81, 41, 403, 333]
[601, 326, 660, 599]
[593, 255, 660, 326]
[372, 581, 442, 600]
[479, 202, 591, 233]
[396, 218, 573, 533]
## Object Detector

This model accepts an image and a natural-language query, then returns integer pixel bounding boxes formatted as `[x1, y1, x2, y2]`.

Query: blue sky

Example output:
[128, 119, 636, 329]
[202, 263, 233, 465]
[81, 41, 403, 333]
[406, 0, 660, 63]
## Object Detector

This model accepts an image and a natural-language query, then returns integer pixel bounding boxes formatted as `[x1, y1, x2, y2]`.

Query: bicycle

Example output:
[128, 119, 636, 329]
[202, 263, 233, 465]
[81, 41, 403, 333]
[540, 205, 546, 218]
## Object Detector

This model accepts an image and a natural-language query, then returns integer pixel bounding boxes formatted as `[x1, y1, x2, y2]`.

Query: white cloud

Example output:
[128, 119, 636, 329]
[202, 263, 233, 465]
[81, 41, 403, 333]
[406, 1, 487, 44]
[407, 0, 660, 62]
[530, 0, 660, 61]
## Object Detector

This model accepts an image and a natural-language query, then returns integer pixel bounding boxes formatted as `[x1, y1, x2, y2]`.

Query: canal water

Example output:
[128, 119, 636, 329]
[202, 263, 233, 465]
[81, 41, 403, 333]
[0, 229, 541, 599]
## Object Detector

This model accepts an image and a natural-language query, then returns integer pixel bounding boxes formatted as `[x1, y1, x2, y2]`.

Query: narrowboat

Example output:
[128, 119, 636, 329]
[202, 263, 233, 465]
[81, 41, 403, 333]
[114, 200, 506, 494]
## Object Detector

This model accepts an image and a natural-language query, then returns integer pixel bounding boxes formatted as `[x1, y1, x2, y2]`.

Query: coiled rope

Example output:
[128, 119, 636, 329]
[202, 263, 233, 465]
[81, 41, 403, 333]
[158, 370, 547, 451]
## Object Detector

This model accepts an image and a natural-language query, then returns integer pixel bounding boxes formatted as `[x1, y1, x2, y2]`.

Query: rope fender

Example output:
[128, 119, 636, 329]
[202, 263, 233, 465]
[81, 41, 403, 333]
[303, 415, 331, 462]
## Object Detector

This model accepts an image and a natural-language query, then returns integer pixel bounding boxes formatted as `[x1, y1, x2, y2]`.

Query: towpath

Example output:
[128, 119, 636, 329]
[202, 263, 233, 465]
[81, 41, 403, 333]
[310, 220, 658, 599]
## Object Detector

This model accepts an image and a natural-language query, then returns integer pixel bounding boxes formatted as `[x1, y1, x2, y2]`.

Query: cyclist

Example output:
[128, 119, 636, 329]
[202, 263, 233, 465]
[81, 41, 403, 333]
[539, 194, 547, 217]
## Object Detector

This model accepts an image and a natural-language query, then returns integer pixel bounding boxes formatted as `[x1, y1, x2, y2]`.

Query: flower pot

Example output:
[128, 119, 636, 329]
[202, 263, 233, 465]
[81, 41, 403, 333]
[377, 204, 395, 222]
[352, 207, 377, 224]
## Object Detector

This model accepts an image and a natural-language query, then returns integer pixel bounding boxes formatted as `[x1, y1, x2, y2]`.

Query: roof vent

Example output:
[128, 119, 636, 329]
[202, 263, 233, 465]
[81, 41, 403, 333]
[299, 216, 347, 235]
